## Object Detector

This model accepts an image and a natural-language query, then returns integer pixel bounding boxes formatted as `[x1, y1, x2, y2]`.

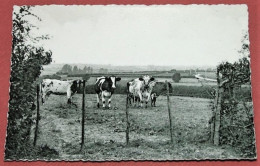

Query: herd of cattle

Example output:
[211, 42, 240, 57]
[40, 75, 172, 109]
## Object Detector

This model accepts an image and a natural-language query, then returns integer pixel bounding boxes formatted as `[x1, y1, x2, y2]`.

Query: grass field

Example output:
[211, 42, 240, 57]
[31, 94, 241, 160]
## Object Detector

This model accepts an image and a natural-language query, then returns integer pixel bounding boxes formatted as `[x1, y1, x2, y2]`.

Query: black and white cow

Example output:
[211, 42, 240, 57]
[94, 76, 121, 109]
[127, 75, 156, 108]
[41, 79, 82, 104]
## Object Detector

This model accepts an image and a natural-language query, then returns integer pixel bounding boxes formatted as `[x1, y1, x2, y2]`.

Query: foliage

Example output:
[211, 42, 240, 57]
[172, 73, 181, 83]
[5, 6, 52, 159]
[60, 64, 72, 74]
[215, 33, 256, 158]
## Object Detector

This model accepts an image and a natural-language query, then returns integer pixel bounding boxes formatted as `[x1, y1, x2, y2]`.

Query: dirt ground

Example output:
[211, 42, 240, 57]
[32, 94, 241, 160]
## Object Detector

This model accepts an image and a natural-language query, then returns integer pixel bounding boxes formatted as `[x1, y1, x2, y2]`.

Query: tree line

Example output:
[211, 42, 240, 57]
[57, 64, 94, 74]
[57, 64, 110, 75]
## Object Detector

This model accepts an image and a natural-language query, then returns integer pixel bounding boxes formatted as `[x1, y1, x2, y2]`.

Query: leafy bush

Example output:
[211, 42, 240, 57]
[220, 88, 255, 158]
[5, 6, 52, 159]
[172, 73, 181, 83]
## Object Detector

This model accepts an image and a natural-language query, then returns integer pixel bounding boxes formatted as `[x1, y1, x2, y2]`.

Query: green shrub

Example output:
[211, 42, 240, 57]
[5, 6, 52, 160]
[172, 73, 181, 83]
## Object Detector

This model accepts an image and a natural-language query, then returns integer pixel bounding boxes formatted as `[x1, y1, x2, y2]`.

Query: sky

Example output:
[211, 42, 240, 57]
[18, 5, 249, 67]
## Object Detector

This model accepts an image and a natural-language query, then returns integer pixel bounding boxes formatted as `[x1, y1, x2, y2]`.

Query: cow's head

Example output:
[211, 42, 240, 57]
[109, 75, 121, 89]
[140, 75, 155, 89]
[71, 80, 82, 93]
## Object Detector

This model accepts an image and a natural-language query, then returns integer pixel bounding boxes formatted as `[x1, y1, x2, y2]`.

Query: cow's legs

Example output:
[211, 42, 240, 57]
[151, 97, 153, 107]
[67, 89, 72, 104]
[138, 92, 143, 107]
[134, 97, 137, 107]
[108, 97, 112, 109]
[96, 93, 100, 108]
[42, 92, 46, 104]
[101, 92, 106, 108]
[145, 95, 150, 108]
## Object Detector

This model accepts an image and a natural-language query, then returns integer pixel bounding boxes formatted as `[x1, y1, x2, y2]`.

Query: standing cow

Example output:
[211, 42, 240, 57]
[41, 79, 82, 104]
[94, 76, 121, 109]
[127, 75, 156, 108]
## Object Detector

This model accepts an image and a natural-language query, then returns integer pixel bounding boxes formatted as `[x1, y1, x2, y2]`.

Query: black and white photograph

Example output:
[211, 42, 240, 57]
[5, 5, 256, 160]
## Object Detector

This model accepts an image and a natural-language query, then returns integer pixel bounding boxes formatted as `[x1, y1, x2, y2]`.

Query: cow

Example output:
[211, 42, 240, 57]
[94, 76, 121, 109]
[150, 82, 173, 107]
[127, 75, 156, 108]
[41, 79, 82, 104]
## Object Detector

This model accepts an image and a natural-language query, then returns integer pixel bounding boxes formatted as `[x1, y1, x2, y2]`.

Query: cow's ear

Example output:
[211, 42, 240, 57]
[139, 77, 144, 81]
[150, 77, 155, 81]
[116, 77, 121, 81]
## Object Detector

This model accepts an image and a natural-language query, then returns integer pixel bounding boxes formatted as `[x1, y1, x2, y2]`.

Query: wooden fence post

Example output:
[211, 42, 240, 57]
[81, 80, 86, 151]
[33, 84, 40, 146]
[214, 86, 223, 146]
[125, 94, 130, 145]
[210, 85, 219, 143]
[166, 80, 174, 144]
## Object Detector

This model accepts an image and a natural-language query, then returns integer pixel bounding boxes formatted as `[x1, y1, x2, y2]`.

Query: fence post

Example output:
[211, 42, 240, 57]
[81, 80, 86, 151]
[33, 84, 40, 146]
[214, 86, 223, 146]
[125, 94, 130, 145]
[166, 80, 174, 144]
[210, 85, 219, 143]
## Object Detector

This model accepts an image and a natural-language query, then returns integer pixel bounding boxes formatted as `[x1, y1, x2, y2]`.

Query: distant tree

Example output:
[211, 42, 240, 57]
[89, 67, 93, 73]
[99, 68, 108, 73]
[83, 66, 87, 73]
[170, 69, 177, 72]
[73, 66, 79, 74]
[67, 65, 72, 74]
[78, 68, 83, 74]
[87, 66, 94, 73]
[172, 73, 181, 83]
[60, 64, 72, 74]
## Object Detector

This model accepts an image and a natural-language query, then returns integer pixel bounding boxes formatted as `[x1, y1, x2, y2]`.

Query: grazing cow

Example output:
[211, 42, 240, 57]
[41, 79, 82, 104]
[94, 76, 121, 109]
[127, 75, 156, 108]
[150, 82, 173, 107]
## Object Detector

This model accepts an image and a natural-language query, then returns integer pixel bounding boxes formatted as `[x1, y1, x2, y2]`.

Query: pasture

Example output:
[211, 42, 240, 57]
[32, 94, 240, 160]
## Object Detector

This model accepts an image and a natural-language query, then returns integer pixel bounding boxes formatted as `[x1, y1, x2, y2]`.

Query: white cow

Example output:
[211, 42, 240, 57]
[41, 79, 82, 104]
[127, 75, 156, 108]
